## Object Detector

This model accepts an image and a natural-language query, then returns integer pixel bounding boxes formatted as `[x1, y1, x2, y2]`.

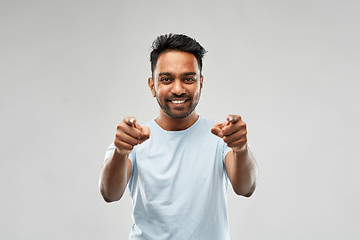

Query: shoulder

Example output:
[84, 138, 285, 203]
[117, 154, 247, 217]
[189, 116, 218, 141]
[197, 116, 216, 130]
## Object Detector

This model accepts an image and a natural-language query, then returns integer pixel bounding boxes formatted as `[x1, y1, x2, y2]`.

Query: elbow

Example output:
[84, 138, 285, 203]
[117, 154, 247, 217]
[233, 183, 256, 198]
[100, 187, 123, 203]
[102, 196, 120, 203]
[101, 192, 122, 203]
[233, 188, 254, 198]
[241, 189, 255, 198]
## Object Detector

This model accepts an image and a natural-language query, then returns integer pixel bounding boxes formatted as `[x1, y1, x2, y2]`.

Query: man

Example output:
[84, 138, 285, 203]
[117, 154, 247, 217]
[99, 33, 258, 239]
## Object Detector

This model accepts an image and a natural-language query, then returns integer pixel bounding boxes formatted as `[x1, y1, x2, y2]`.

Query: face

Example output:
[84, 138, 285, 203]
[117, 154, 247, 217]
[148, 51, 203, 119]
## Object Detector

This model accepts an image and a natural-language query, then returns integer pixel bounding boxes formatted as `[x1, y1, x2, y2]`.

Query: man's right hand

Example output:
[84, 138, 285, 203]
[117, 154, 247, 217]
[114, 117, 150, 155]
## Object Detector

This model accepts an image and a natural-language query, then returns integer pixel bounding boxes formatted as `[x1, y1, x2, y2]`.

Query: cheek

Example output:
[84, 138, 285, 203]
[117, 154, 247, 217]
[155, 85, 168, 98]
[192, 85, 202, 97]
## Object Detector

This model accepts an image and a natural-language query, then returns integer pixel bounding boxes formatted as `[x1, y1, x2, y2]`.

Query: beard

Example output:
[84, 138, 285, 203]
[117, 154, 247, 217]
[155, 91, 200, 119]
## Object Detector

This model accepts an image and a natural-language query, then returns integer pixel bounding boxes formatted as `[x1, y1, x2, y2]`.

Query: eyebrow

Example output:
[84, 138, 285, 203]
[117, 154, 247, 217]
[158, 72, 197, 77]
[183, 72, 197, 76]
[158, 72, 172, 77]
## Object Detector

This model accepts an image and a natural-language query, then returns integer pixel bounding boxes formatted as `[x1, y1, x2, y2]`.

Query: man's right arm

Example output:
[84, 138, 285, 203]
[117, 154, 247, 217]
[99, 151, 132, 202]
[99, 117, 150, 202]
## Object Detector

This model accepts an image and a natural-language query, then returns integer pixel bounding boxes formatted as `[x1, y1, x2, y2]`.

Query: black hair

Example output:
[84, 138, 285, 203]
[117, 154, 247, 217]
[150, 33, 207, 76]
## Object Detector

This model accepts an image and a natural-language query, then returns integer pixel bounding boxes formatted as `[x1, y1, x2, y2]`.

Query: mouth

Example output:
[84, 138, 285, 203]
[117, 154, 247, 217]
[171, 99, 187, 104]
[168, 98, 190, 104]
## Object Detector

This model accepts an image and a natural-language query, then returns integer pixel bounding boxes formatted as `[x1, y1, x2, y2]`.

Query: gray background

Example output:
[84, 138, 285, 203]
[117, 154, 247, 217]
[1, 0, 359, 239]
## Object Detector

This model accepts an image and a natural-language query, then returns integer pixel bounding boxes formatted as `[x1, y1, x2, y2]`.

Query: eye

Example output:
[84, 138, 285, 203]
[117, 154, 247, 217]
[160, 77, 171, 83]
[184, 77, 196, 83]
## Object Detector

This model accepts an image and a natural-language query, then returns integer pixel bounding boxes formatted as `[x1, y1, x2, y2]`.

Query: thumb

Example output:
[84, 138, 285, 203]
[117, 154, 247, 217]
[211, 123, 224, 138]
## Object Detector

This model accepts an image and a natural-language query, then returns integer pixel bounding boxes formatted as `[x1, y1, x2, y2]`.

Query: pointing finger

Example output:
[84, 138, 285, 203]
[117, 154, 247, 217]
[227, 115, 241, 124]
[222, 120, 246, 136]
[125, 117, 136, 127]
[124, 117, 144, 131]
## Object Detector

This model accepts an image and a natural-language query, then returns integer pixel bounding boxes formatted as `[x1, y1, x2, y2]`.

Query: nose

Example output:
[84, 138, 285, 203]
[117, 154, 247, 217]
[171, 79, 185, 96]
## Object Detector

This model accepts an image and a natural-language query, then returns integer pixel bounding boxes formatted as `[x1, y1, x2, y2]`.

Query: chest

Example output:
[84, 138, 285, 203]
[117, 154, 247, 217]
[131, 131, 225, 198]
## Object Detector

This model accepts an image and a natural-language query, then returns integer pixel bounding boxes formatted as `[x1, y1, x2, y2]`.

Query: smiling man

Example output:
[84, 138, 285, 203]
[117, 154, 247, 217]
[99, 34, 258, 240]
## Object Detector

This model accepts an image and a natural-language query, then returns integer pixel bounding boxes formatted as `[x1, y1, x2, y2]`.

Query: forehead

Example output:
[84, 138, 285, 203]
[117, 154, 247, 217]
[154, 51, 200, 75]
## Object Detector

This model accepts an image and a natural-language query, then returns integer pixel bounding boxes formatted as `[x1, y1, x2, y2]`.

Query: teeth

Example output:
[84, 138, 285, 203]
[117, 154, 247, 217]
[171, 100, 186, 104]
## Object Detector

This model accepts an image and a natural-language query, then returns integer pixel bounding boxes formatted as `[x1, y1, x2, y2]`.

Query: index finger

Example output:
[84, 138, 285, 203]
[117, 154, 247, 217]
[124, 117, 136, 126]
[227, 115, 241, 124]
[121, 117, 143, 138]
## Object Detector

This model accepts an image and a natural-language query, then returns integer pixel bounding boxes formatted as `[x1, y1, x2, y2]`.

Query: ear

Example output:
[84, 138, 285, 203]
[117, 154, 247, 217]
[148, 77, 156, 97]
[200, 75, 204, 89]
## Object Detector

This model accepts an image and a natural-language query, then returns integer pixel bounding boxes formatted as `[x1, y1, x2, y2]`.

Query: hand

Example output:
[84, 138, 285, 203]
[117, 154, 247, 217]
[211, 115, 248, 153]
[114, 117, 150, 155]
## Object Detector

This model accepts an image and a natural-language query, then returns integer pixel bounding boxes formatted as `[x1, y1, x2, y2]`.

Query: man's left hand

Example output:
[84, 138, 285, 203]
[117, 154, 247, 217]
[211, 115, 248, 153]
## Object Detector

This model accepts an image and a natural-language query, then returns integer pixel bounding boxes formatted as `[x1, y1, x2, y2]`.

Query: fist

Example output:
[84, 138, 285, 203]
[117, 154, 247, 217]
[114, 117, 150, 155]
[211, 115, 247, 152]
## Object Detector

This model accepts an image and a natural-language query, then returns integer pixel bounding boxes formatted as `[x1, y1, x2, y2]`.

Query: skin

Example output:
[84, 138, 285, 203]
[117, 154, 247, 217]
[148, 51, 203, 131]
[99, 50, 258, 202]
[212, 116, 258, 196]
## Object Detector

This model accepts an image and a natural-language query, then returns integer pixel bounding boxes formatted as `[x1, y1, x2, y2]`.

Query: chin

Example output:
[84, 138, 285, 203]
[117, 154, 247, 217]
[157, 98, 198, 120]
[166, 111, 192, 119]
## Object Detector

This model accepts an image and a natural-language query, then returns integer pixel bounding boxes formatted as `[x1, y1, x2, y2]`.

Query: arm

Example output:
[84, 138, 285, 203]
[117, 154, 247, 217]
[224, 145, 258, 197]
[212, 115, 258, 197]
[99, 151, 132, 202]
[99, 117, 150, 202]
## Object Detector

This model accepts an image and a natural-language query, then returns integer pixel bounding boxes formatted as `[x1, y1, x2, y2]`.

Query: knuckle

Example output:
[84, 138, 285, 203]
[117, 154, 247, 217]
[115, 131, 125, 140]
[125, 145, 134, 151]
[117, 124, 124, 131]
[119, 142, 133, 151]
[114, 139, 121, 148]
[137, 131, 143, 139]
[227, 142, 235, 148]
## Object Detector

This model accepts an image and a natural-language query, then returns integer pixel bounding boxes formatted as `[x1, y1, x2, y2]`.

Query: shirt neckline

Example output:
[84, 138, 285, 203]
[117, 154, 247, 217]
[151, 115, 202, 134]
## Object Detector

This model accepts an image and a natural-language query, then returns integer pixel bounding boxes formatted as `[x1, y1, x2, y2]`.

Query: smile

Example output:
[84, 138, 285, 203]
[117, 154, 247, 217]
[171, 100, 187, 104]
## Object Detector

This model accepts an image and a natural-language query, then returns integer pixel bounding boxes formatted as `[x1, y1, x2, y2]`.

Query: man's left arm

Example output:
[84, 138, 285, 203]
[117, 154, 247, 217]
[211, 115, 258, 197]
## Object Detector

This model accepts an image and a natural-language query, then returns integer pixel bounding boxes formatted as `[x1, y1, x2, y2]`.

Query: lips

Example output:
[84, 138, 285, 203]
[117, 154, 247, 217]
[171, 99, 186, 104]
[168, 98, 190, 104]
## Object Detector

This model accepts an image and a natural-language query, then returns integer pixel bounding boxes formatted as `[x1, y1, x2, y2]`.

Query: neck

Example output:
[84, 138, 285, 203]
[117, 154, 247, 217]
[155, 111, 199, 131]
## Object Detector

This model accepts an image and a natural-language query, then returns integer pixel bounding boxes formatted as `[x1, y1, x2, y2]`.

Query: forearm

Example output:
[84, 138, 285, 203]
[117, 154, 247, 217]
[99, 150, 129, 202]
[229, 145, 258, 197]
